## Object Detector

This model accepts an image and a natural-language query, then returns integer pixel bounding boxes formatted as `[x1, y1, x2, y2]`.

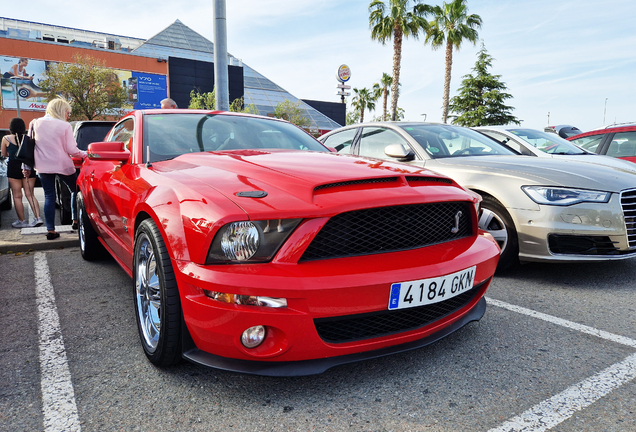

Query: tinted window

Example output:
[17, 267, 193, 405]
[479, 130, 534, 156]
[321, 129, 357, 154]
[606, 131, 636, 157]
[143, 114, 328, 163]
[507, 128, 584, 155]
[402, 124, 516, 158]
[358, 127, 409, 159]
[571, 134, 604, 153]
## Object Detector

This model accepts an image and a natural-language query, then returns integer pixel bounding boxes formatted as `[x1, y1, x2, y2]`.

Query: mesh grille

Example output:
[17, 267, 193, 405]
[314, 280, 487, 343]
[621, 189, 636, 248]
[548, 234, 619, 255]
[315, 177, 398, 191]
[300, 202, 473, 261]
[405, 176, 453, 185]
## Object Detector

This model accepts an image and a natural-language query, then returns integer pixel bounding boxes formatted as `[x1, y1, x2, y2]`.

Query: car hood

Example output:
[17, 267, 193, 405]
[151, 150, 457, 217]
[425, 155, 636, 192]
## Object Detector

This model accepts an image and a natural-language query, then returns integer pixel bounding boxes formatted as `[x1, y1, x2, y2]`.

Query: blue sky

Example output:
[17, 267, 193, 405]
[9, 0, 636, 131]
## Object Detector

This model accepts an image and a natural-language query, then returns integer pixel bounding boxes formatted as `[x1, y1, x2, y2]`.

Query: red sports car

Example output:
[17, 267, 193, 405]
[77, 110, 500, 376]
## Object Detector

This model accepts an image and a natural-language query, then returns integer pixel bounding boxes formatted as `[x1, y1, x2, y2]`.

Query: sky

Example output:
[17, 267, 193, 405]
[5, 0, 636, 132]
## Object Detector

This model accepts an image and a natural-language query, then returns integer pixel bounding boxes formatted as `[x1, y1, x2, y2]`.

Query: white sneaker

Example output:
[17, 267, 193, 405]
[30, 217, 44, 227]
[12, 219, 29, 228]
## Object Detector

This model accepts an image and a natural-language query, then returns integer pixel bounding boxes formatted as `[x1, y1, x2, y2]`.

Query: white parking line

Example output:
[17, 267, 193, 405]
[486, 297, 636, 432]
[35, 252, 81, 432]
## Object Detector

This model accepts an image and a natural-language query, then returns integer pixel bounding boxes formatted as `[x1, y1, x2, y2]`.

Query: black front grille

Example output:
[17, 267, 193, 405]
[314, 280, 487, 343]
[300, 202, 473, 261]
[548, 234, 619, 255]
[621, 189, 636, 248]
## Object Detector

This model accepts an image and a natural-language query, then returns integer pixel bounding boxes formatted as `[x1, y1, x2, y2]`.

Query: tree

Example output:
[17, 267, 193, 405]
[189, 89, 258, 114]
[39, 54, 127, 120]
[273, 100, 311, 129]
[425, 0, 482, 124]
[369, 0, 431, 121]
[351, 87, 377, 123]
[347, 109, 361, 125]
[448, 43, 520, 127]
[373, 72, 393, 121]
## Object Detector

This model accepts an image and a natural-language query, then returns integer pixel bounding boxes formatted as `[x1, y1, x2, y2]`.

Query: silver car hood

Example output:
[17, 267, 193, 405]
[423, 155, 636, 193]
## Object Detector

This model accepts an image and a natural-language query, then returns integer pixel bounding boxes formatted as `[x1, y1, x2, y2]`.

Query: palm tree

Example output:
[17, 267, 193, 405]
[369, 0, 431, 121]
[351, 87, 377, 123]
[425, 0, 482, 123]
[374, 73, 393, 121]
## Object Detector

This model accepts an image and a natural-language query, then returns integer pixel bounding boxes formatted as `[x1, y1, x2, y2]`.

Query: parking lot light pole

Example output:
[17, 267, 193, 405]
[10, 76, 21, 118]
[213, 0, 229, 112]
[603, 98, 608, 126]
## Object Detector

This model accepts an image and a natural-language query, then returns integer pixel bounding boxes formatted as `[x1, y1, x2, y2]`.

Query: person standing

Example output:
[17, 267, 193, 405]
[1, 117, 42, 228]
[22, 98, 86, 240]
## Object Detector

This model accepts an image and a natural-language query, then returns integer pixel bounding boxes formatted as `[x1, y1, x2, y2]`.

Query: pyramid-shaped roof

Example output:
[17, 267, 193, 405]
[134, 20, 342, 130]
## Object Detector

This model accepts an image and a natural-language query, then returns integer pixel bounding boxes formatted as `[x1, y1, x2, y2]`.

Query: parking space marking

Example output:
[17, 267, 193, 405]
[35, 252, 81, 432]
[486, 297, 636, 432]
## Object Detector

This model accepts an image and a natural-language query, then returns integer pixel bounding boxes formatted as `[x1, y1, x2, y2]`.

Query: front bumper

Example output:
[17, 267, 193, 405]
[172, 234, 499, 374]
[514, 193, 636, 263]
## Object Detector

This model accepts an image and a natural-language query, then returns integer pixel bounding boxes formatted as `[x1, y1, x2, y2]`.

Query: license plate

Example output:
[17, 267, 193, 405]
[388, 266, 476, 310]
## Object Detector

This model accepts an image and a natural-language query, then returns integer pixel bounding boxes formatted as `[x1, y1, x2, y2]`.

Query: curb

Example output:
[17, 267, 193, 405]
[0, 236, 80, 254]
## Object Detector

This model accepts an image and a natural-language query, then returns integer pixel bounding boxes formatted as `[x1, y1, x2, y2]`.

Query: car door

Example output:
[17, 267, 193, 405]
[87, 118, 134, 259]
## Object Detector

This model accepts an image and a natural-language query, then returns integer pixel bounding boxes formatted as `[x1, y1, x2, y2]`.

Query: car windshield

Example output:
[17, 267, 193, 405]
[401, 124, 517, 159]
[507, 129, 585, 155]
[143, 113, 328, 162]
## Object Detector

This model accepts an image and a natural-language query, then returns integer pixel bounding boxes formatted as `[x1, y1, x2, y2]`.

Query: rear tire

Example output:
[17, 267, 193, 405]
[133, 219, 182, 366]
[78, 192, 105, 261]
[479, 195, 519, 271]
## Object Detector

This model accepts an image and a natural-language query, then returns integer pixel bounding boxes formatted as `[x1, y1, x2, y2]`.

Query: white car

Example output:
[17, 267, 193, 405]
[474, 126, 590, 157]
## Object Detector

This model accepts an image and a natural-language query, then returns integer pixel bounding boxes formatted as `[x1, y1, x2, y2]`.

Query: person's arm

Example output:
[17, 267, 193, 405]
[1, 136, 8, 158]
[63, 123, 87, 158]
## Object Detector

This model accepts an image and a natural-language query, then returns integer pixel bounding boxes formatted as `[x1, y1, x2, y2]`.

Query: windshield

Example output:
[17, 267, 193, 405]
[401, 124, 517, 159]
[143, 113, 328, 162]
[508, 129, 585, 155]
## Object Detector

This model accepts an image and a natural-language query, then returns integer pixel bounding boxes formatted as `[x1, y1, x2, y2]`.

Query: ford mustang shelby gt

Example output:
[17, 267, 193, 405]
[77, 110, 500, 376]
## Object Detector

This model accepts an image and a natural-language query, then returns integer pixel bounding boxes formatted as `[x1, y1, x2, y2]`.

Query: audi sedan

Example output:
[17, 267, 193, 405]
[320, 122, 636, 271]
[76, 110, 500, 376]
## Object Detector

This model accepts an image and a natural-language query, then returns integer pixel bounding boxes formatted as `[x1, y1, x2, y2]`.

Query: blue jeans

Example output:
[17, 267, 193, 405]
[39, 172, 77, 232]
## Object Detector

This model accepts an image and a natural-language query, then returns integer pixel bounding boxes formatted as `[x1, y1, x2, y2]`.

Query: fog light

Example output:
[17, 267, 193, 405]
[242, 325, 266, 348]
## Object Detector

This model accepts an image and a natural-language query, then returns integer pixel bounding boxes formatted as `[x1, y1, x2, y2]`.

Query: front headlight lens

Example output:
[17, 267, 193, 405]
[207, 219, 302, 263]
[522, 186, 610, 206]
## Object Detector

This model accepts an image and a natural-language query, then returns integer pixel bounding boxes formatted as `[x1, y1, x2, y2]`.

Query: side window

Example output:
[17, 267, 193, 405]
[109, 119, 135, 151]
[358, 127, 409, 160]
[606, 131, 636, 157]
[322, 129, 357, 154]
[570, 134, 604, 153]
[480, 131, 531, 155]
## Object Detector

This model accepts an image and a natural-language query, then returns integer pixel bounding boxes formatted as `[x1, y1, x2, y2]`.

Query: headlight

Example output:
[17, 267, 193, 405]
[522, 186, 610, 206]
[207, 219, 302, 263]
[203, 290, 287, 308]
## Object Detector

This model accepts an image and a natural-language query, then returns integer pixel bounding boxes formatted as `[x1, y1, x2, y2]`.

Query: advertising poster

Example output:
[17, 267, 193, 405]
[1, 56, 167, 112]
[0, 56, 49, 111]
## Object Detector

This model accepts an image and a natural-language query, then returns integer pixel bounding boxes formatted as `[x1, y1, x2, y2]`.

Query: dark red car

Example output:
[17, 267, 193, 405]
[76, 109, 500, 376]
[568, 124, 636, 164]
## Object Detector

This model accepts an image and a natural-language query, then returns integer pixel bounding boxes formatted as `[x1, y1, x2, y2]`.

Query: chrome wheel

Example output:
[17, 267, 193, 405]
[135, 233, 161, 353]
[479, 208, 509, 253]
[78, 205, 86, 252]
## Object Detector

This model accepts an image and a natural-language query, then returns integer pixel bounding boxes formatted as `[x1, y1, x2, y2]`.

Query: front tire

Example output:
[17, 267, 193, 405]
[133, 219, 182, 366]
[479, 195, 519, 271]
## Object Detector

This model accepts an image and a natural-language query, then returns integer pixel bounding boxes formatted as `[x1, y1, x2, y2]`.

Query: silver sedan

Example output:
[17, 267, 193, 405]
[320, 122, 636, 271]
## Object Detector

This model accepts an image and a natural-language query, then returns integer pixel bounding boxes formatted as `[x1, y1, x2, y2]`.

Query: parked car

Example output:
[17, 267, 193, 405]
[567, 123, 636, 164]
[76, 110, 500, 376]
[544, 124, 582, 138]
[319, 122, 636, 271]
[0, 153, 10, 213]
[56, 120, 116, 225]
[475, 127, 591, 157]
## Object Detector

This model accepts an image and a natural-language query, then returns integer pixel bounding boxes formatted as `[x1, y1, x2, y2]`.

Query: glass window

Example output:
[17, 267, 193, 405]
[108, 119, 134, 151]
[358, 127, 408, 159]
[321, 129, 357, 154]
[570, 134, 604, 153]
[606, 132, 636, 157]
[479, 130, 534, 155]
[507, 129, 584, 155]
[142, 113, 328, 163]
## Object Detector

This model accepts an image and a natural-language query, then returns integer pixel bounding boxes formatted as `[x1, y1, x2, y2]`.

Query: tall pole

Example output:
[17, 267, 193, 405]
[603, 98, 608, 126]
[11, 77, 21, 118]
[213, 0, 229, 111]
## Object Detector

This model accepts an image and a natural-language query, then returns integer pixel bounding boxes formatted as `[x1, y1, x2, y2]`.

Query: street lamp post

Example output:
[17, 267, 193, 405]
[10, 76, 21, 118]
[603, 98, 608, 126]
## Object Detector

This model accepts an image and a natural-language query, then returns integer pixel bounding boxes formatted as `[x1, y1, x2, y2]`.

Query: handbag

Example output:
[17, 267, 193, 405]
[15, 124, 36, 168]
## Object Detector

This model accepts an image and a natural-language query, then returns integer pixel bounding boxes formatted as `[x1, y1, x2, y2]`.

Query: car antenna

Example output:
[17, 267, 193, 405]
[146, 145, 152, 168]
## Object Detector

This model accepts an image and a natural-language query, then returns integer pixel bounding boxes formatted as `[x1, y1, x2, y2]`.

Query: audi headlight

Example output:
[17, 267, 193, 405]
[207, 219, 302, 263]
[522, 186, 610, 206]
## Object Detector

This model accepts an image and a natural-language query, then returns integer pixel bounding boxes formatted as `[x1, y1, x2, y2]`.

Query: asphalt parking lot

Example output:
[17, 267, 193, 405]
[1, 242, 634, 431]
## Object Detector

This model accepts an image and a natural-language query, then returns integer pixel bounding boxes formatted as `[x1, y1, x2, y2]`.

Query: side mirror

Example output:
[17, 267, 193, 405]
[384, 143, 415, 161]
[87, 141, 130, 162]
